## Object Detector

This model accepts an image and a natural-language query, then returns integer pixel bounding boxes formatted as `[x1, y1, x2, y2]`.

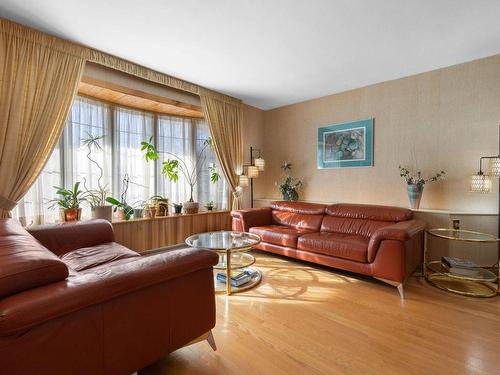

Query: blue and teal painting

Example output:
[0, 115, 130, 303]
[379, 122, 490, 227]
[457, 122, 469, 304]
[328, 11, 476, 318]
[317, 118, 373, 169]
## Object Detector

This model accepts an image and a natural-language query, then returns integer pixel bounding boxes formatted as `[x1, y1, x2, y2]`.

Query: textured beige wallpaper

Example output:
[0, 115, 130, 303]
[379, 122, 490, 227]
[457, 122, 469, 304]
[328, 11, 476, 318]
[260, 54, 500, 213]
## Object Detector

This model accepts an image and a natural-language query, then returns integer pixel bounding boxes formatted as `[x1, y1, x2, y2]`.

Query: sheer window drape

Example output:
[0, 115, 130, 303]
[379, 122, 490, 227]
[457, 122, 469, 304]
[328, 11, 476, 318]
[114, 107, 155, 206]
[14, 96, 228, 224]
[156, 116, 228, 208]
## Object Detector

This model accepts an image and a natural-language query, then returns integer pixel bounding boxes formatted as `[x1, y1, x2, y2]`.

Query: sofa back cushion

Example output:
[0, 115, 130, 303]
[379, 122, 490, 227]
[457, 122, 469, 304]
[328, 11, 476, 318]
[0, 219, 69, 298]
[321, 204, 412, 237]
[270, 201, 326, 231]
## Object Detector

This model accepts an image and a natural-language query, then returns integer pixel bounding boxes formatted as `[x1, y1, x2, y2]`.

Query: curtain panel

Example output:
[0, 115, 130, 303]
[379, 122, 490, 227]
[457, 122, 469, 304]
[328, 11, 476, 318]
[1, 17, 243, 215]
[0, 19, 85, 218]
[200, 93, 243, 210]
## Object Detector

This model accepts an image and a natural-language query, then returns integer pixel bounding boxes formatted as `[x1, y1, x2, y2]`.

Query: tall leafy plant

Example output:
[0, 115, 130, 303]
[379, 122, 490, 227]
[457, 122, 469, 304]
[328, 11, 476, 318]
[82, 133, 109, 206]
[141, 138, 220, 202]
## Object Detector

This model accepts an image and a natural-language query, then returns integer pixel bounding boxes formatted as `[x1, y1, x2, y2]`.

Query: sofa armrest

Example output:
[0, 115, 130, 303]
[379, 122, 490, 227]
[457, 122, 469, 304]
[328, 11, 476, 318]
[368, 219, 426, 262]
[231, 207, 272, 232]
[27, 219, 115, 256]
[0, 248, 218, 336]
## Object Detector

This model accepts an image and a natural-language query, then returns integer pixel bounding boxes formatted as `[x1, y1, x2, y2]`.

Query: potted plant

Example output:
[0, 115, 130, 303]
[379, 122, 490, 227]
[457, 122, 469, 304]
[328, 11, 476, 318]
[141, 138, 220, 214]
[150, 195, 169, 216]
[106, 175, 133, 220]
[131, 200, 147, 219]
[172, 203, 183, 215]
[50, 181, 87, 222]
[276, 162, 303, 201]
[205, 201, 215, 211]
[82, 134, 112, 221]
[398, 165, 445, 209]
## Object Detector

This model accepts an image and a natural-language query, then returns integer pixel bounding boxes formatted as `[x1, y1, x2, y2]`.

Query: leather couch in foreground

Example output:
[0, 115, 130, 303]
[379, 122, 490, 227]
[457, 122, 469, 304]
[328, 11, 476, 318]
[232, 201, 425, 298]
[0, 219, 218, 375]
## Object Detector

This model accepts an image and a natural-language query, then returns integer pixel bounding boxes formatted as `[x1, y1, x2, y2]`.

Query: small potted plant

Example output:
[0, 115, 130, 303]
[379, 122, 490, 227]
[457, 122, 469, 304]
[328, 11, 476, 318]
[106, 175, 133, 220]
[132, 200, 147, 219]
[143, 202, 157, 219]
[276, 162, 303, 201]
[150, 195, 169, 216]
[398, 165, 445, 209]
[50, 182, 87, 222]
[205, 201, 215, 211]
[172, 203, 183, 215]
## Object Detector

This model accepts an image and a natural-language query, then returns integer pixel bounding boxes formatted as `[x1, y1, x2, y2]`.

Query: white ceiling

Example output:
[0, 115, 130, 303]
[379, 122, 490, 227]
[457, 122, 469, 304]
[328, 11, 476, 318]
[2, 0, 500, 110]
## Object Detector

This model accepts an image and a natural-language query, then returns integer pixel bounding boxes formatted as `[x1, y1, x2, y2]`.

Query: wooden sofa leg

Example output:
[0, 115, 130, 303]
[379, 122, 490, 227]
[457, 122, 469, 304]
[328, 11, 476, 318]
[374, 277, 405, 299]
[207, 330, 217, 351]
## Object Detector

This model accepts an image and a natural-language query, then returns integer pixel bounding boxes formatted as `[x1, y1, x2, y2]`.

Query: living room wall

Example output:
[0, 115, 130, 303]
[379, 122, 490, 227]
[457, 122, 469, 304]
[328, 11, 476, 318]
[259, 54, 500, 214]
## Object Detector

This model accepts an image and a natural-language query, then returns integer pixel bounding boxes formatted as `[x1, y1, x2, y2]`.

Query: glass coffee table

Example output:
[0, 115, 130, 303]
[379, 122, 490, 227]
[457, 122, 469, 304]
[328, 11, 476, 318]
[424, 228, 499, 297]
[185, 231, 261, 295]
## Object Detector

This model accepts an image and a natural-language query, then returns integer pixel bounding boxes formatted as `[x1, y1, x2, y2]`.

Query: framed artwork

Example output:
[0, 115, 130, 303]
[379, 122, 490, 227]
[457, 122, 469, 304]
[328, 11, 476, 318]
[317, 118, 373, 169]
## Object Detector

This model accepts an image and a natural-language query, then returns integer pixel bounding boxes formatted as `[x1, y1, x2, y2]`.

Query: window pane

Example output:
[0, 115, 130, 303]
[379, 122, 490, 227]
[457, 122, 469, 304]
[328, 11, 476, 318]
[194, 119, 229, 209]
[13, 95, 229, 225]
[114, 107, 154, 207]
[156, 115, 194, 204]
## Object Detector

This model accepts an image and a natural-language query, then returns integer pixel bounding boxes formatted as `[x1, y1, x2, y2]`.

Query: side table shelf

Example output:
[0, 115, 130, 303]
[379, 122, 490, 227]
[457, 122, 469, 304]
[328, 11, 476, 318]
[424, 229, 499, 298]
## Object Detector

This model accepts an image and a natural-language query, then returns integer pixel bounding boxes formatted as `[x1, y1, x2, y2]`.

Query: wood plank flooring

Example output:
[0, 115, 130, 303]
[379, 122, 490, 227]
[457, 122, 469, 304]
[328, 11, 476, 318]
[140, 251, 500, 375]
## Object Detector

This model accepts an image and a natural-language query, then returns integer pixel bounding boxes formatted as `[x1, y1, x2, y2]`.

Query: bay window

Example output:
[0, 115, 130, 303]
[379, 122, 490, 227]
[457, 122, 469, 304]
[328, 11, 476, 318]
[14, 95, 228, 226]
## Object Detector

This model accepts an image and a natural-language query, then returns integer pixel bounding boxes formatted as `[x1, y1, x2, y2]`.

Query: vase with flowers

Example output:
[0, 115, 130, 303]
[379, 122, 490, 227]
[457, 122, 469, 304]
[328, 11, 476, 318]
[398, 165, 445, 209]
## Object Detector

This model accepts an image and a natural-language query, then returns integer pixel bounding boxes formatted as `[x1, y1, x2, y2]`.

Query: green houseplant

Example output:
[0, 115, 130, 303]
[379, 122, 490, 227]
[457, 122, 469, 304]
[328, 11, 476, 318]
[106, 174, 134, 220]
[398, 165, 445, 209]
[205, 201, 215, 211]
[50, 181, 87, 222]
[82, 133, 112, 222]
[277, 162, 303, 201]
[141, 137, 220, 214]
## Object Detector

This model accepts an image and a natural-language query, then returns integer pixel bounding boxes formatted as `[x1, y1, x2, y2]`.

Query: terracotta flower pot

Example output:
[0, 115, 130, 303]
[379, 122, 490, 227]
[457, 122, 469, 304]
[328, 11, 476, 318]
[63, 208, 81, 222]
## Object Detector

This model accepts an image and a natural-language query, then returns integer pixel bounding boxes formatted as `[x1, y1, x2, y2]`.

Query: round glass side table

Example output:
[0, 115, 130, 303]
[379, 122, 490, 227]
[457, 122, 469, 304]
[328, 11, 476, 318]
[185, 231, 261, 295]
[424, 229, 499, 298]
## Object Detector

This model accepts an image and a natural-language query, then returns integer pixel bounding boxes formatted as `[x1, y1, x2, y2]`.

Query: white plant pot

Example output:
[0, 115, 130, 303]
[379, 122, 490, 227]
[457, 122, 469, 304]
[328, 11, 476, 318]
[91, 205, 113, 222]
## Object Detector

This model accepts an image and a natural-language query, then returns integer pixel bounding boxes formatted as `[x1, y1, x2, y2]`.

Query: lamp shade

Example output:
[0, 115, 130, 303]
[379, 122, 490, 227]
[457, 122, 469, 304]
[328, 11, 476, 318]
[470, 174, 491, 192]
[254, 157, 265, 171]
[239, 174, 249, 187]
[490, 158, 500, 177]
[247, 165, 259, 178]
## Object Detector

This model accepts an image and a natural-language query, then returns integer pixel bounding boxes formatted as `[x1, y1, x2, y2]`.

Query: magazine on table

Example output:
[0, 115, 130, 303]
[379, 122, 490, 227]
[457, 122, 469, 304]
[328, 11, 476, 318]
[217, 268, 258, 287]
[441, 256, 478, 269]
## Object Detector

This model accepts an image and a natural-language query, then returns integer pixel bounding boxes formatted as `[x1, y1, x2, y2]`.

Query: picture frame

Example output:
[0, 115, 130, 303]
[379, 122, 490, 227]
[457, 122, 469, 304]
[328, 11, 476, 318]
[317, 118, 374, 169]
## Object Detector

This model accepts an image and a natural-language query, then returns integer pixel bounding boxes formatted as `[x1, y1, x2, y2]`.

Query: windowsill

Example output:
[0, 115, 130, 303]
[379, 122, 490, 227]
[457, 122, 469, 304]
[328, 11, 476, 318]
[111, 209, 230, 224]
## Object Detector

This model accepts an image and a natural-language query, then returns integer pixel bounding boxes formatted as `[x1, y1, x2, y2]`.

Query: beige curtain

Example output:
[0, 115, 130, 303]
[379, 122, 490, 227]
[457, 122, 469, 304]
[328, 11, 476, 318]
[200, 92, 244, 210]
[0, 19, 85, 218]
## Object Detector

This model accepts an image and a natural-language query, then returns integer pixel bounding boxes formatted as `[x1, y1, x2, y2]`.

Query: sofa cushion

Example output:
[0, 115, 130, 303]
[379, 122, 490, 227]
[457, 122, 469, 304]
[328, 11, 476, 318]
[297, 232, 369, 262]
[0, 219, 69, 298]
[270, 201, 326, 215]
[325, 203, 412, 222]
[321, 216, 391, 237]
[60, 242, 140, 272]
[250, 225, 315, 248]
[270, 202, 325, 232]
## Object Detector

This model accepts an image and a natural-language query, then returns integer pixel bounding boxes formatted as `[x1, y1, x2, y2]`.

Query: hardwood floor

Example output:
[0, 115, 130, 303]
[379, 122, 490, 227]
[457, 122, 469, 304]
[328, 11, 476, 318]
[141, 251, 500, 375]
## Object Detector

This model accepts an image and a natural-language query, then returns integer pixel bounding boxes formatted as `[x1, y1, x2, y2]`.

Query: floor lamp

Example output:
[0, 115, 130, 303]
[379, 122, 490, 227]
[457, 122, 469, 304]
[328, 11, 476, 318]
[240, 146, 265, 208]
[469, 123, 500, 238]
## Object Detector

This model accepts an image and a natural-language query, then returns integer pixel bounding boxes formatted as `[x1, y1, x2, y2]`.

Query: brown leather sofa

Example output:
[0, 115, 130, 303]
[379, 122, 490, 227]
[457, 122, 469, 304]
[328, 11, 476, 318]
[0, 218, 218, 375]
[231, 201, 425, 298]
